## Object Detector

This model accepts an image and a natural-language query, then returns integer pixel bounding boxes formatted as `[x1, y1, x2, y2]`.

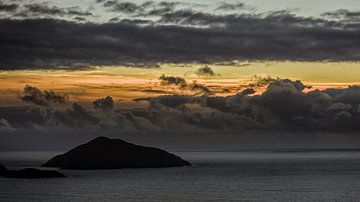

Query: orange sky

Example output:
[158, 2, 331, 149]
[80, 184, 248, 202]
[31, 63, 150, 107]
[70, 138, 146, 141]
[0, 61, 359, 107]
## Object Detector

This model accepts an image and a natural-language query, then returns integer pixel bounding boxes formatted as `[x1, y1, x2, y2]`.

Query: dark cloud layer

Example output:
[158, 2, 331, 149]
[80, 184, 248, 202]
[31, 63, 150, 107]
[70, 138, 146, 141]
[1, 79, 360, 133]
[159, 74, 187, 86]
[1, 1, 360, 69]
[99, 0, 179, 16]
[1, 10, 360, 69]
[93, 96, 114, 112]
[21, 85, 67, 106]
[195, 66, 219, 77]
[322, 9, 360, 22]
[104, 1, 140, 13]
[0, 2, 19, 12]
[0, 1, 93, 19]
[215, 3, 245, 11]
[140, 79, 360, 132]
[158, 74, 211, 95]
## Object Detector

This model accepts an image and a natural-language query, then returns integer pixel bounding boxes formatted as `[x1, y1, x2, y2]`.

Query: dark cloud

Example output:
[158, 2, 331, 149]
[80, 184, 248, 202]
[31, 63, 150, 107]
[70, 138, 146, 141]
[6, 3, 93, 20]
[157, 9, 328, 27]
[102, 0, 119, 7]
[21, 85, 66, 106]
[142, 1, 179, 16]
[158, 75, 212, 95]
[143, 6, 174, 16]
[105, 2, 140, 13]
[51, 103, 100, 128]
[0, 8, 360, 68]
[157, 9, 205, 24]
[243, 75, 281, 88]
[157, 2, 179, 8]
[322, 9, 360, 22]
[1, 78, 360, 133]
[93, 96, 114, 112]
[142, 89, 173, 94]
[195, 66, 219, 77]
[0, 118, 15, 131]
[66, 7, 93, 17]
[119, 18, 154, 24]
[0, 2, 19, 12]
[188, 81, 212, 96]
[23, 4, 66, 16]
[147, 95, 193, 108]
[159, 74, 186, 86]
[137, 79, 360, 132]
[215, 2, 245, 11]
[100, 0, 179, 16]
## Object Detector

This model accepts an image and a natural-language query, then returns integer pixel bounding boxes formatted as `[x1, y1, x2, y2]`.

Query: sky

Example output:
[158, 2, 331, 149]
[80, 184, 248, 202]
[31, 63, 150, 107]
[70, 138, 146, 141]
[0, 0, 360, 150]
[8, 0, 360, 17]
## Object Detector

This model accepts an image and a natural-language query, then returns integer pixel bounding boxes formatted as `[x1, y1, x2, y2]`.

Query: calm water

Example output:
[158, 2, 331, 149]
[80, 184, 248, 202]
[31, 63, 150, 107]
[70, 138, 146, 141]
[1, 150, 360, 201]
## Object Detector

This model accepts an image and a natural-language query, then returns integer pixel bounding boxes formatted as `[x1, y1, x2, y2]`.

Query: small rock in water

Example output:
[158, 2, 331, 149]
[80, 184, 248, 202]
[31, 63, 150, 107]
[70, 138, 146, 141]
[0, 163, 65, 179]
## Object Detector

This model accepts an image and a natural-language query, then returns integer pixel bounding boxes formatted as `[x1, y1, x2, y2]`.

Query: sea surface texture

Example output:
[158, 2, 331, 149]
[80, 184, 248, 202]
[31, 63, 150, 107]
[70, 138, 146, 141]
[1, 150, 360, 201]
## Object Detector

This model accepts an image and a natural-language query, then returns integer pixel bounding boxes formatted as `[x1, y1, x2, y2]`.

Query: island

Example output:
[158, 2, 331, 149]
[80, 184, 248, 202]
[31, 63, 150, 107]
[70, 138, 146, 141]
[0, 163, 7, 176]
[0, 164, 65, 179]
[42, 136, 191, 169]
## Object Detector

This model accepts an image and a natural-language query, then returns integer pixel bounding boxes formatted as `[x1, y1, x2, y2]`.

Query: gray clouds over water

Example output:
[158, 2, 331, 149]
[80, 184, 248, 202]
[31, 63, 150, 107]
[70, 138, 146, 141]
[2, 80, 360, 133]
[0, 1, 360, 69]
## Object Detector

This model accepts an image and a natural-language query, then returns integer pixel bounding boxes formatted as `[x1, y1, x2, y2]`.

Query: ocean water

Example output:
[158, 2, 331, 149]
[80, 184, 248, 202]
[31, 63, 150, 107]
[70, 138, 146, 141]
[1, 150, 360, 201]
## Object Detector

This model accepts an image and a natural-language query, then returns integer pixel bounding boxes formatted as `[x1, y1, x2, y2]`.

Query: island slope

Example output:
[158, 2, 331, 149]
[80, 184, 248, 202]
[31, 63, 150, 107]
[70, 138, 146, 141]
[42, 137, 191, 169]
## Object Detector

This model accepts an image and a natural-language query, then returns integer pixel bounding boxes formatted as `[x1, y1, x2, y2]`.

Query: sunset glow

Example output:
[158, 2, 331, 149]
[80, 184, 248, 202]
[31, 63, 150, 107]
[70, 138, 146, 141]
[1, 62, 359, 106]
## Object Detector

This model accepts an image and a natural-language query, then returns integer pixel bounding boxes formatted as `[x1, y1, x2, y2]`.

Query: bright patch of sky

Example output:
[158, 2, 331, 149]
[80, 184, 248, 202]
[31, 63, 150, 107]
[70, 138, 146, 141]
[21, 0, 360, 18]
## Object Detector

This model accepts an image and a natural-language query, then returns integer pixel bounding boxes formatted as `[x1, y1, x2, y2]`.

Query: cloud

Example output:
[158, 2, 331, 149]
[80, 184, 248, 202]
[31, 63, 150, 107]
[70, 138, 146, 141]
[0, 119, 15, 131]
[118, 18, 154, 24]
[2, 2, 93, 20]
[158, 75, 212, 95]
[215, 2, 245, 11]
[104, 1, 140, 13]
[1, 10, 360, 69]
[0, 3, 360, 68]
[2, 78, 360, 133]
[99, 0, 179, 16]
[148, 95, 193, 108]
[145, 79, 360, 132]
[66, 7, 93, 17]
[142, 89, 173, 94]
[188, 81, 212, 96]
[93, 96, 114, 112]
[195, 66, 219, 77]
[21, 85, 66, 106]
[23, 4, 67, 16]
[244, 75, 280, 88]
[0, 2, 19, 12]
[322, 9, 360, 22]
[50, 103, 100, 128]
[159, 74, 187, 86]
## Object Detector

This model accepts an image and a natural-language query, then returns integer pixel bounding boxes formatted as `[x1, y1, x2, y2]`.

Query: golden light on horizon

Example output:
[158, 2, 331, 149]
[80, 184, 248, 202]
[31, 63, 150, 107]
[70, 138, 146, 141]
[0, 61, 359, 106]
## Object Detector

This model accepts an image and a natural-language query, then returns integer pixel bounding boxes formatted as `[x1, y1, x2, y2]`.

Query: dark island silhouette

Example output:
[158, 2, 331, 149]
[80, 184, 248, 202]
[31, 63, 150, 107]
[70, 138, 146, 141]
[0, 163, 7, 176]
[0, 164, 65, 179]
[42, 136, 191, 169]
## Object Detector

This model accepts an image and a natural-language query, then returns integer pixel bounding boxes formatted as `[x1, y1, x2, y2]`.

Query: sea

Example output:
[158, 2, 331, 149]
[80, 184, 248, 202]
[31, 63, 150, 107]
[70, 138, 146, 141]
[1, 150, 360, 201]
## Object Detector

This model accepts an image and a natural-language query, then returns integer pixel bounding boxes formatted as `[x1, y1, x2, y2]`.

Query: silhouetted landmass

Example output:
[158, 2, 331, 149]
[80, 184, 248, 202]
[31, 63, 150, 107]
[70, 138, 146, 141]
[0, 164, 65, 179]
[0, 163, 7, 176]
[42, 137, 191, 169]
[5, 168, 66, 179]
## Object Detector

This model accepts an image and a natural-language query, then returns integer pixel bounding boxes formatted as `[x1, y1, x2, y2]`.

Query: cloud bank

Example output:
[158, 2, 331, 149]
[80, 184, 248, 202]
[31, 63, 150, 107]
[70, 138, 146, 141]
[21, 85, 67, 106]
[0, 1, 360, 69]
[1, 80, 360, 134]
